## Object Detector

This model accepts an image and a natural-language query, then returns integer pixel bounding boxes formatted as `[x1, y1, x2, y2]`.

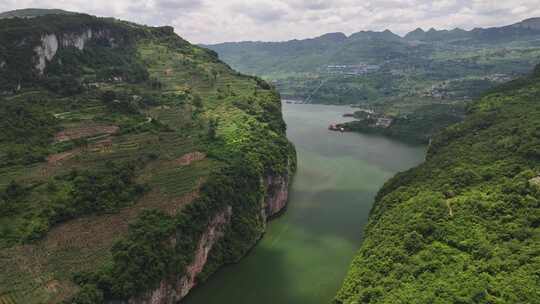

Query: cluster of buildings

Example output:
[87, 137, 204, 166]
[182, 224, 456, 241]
[325, 64, 380, 75]
[422, 74, 514, 100]
[329, 110, 394, 133]
[484, 74, 513, 83]
[374, 117, 393, 128]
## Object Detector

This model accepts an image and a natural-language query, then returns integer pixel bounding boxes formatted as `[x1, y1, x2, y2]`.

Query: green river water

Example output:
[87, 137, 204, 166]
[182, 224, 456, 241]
[183, 104, 426, 304]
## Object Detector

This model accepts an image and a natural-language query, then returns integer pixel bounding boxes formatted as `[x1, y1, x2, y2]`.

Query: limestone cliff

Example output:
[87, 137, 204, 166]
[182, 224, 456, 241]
[33, 28, 116, 74]
[263, 172, 291, 219]
[126, 207, 233, 304]
[125, 167, 293, 304]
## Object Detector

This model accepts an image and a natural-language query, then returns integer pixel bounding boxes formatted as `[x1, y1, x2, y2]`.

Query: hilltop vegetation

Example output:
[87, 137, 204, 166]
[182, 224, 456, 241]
[0, 11, 294, 304]
[0, 8, 75, 19]
[335, 66, 540, 303]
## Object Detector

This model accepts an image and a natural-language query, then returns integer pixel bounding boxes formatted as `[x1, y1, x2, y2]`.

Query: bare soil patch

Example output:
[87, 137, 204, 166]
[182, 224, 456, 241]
[173, 152, 206, 166]
[1, 186, 202, 303]
[47, 150, 80, 165]
[55, 125, 119, 142]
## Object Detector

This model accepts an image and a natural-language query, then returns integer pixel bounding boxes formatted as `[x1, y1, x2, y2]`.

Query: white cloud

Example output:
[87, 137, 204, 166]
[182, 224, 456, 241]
[1, 0, 540, 43]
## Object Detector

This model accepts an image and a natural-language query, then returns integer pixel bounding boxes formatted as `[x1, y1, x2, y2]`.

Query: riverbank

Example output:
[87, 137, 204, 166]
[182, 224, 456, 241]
[182, 104, 426, 304]
[331, 104, 465, 144]
[335, 64, 540, 304]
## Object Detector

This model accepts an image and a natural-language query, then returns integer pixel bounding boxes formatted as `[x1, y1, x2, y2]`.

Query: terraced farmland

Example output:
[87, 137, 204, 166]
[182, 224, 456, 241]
[0, 13, 294, 304]
[0, 41, 220, 303]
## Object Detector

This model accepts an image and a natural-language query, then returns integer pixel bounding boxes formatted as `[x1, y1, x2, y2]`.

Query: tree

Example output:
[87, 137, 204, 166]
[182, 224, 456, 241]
[208, 118, 219, 140]
[101, 90, 117, 103]
[192, 94, 203, 109]
[4, 180, 23, 200]
[71, 284, 104, 304]
[1, 180, 25, 213]
[404, 231, 424, 254]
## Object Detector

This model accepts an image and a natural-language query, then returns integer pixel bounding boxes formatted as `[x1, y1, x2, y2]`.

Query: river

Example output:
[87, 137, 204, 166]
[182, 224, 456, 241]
[183, 104, 426, 304]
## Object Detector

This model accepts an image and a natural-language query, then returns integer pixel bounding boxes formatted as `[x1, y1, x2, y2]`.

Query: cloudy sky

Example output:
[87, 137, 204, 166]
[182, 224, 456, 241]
[2, 0, 540, 44]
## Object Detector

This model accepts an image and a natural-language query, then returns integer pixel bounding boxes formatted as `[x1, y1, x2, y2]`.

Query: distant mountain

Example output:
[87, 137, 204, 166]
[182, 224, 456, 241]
[207, 17, 540, 78]
[316, 32, 348, 42]
[349, 29, 402, 42]
[510, 17, 540, 30]
[205, 17, 540, 105]
[404, 28, 426, 40]
[403, 18, 540, 42]
[404, 27, 469, 42]
[0, 8, 75, 19]
[204, 29, 410, 77]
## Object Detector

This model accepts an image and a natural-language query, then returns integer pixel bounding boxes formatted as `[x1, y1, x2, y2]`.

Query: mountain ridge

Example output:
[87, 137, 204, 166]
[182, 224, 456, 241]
[204, 15, 540, 110]
[0, 8, 76, 19]
[204, 17, 540, 46]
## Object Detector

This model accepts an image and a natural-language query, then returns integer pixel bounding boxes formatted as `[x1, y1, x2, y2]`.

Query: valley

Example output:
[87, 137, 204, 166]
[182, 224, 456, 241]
[206, 18, 540, 142]
[183, 104, 425, 304]
[0, 6, 539, 304]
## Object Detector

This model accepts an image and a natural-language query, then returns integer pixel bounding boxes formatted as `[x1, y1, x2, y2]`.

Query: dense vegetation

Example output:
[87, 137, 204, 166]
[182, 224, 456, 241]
[0, 162, 145, 245]
[341, 104, 465, 144]
[0, 11, 295, 304]
[0, 8, 75, 19]
[335, 66, 540, 303]
[0, 100, 60, 165]
[73, 159, 269, 300]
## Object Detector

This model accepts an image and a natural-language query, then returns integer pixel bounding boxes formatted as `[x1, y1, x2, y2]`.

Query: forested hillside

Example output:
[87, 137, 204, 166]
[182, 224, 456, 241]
[335, 66, 540, 303]
[0, 11, 295, 304]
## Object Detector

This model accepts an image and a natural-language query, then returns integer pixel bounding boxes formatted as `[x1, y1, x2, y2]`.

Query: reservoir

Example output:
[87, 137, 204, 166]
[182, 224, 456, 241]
[183, 104, 426, 304]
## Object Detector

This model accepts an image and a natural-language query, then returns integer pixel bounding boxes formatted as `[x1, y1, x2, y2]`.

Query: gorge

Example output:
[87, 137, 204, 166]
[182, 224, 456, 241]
[1, 7, 539, 304]
[182, 104, 426, 303]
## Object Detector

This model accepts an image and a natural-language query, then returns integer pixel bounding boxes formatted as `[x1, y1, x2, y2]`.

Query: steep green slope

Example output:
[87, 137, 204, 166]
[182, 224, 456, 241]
[0, 11, 295, 304]
[335, 67, 540, 303]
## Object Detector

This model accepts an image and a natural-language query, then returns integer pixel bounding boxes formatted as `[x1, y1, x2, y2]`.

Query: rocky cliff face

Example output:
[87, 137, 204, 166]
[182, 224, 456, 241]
[33, 28, 115, 74]
[34, 34, 58, 73]
[262, 172, 290, 219]
[125, 168, 292, 304]
[126, 206, 233, 304]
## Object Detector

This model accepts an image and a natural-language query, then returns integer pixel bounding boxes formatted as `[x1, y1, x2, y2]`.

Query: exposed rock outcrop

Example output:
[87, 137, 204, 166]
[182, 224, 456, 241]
[33, 28, 115, 74]
[127, 206, 233, 304]
[124, 168, 292, 304]
[262, 173, 290, 219]
[61, 28, 93, 50]
[34, 34, 58, 73]
[175, 207, 232, 299]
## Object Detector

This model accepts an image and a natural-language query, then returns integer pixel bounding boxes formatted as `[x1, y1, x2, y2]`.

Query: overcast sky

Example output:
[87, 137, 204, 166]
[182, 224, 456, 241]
[2, 0, 540, 44]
